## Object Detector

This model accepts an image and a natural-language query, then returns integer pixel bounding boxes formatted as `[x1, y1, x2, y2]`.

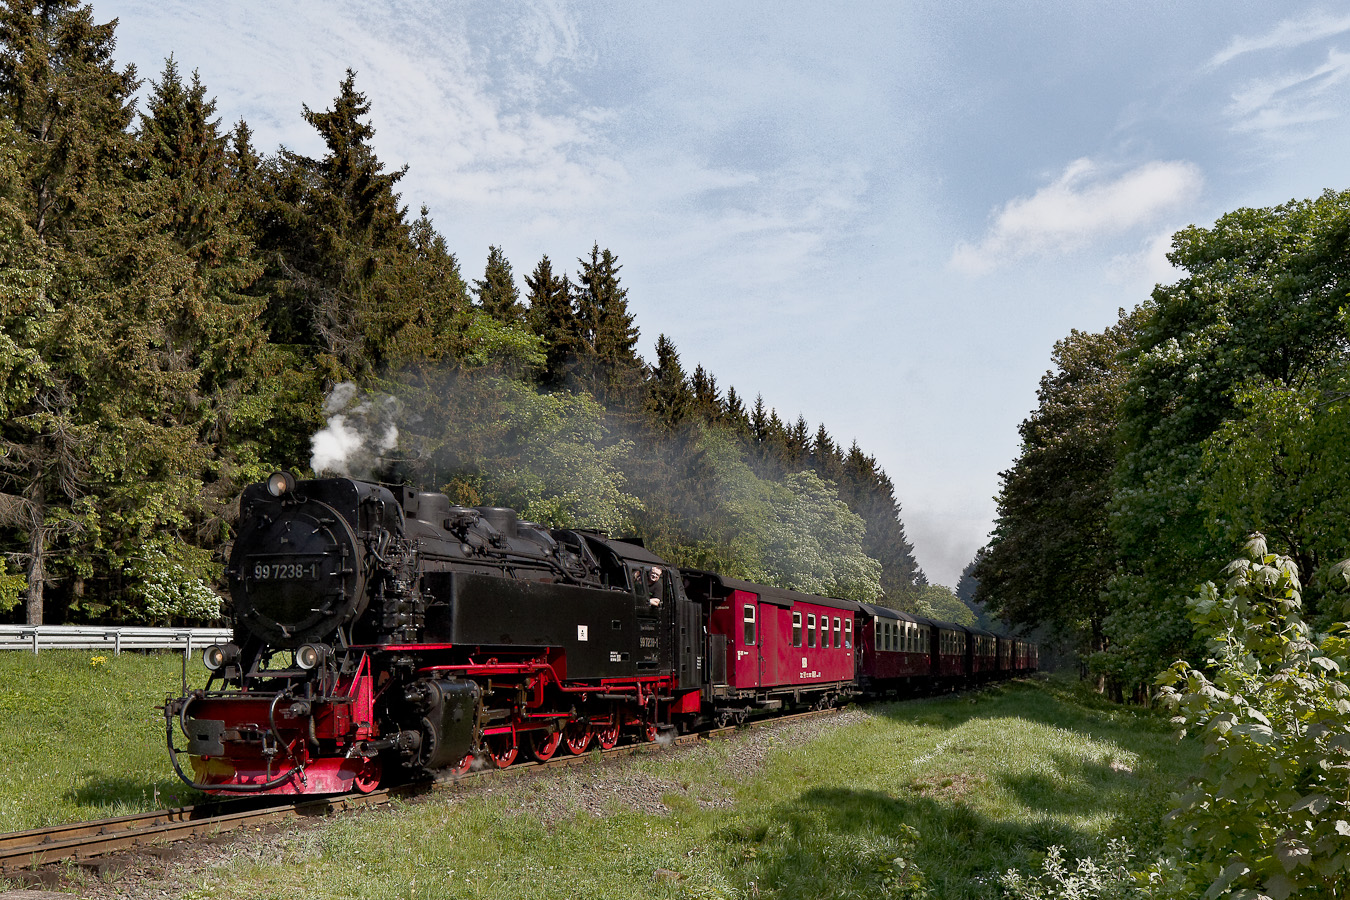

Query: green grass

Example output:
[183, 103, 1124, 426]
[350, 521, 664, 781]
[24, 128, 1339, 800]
[179, 678, 1198, 900]
[0, 649, 208, 831]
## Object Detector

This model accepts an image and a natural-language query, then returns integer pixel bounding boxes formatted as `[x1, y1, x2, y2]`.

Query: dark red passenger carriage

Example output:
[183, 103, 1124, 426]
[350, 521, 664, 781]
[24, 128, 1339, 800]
[855, 603, 932, 694]
[933, 622, 967, 683]
[966, 625, 999, 681]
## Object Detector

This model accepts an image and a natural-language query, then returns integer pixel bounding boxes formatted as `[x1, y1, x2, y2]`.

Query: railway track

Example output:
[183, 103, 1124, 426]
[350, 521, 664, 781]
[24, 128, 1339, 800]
[0, 706, 841, 874]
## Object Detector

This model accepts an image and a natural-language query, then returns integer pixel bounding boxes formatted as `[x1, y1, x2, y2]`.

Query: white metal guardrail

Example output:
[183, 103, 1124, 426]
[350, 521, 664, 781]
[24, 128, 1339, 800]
[0, 625, 233, 656]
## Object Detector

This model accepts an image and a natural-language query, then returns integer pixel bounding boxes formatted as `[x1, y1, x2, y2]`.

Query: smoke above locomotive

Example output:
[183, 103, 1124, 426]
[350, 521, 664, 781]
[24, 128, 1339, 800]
[310, 382, 400, 480]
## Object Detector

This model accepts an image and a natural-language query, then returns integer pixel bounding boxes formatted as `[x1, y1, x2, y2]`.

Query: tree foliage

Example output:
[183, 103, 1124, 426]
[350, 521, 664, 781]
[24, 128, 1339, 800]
[977, 309, 1144, 661]
[1155, 537, 1350, 899]
[981, 188, 1350, 693]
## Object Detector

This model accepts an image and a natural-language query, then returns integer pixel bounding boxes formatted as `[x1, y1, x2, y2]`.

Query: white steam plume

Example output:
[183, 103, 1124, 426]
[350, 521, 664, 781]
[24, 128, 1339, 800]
[310, 382, 401, 479]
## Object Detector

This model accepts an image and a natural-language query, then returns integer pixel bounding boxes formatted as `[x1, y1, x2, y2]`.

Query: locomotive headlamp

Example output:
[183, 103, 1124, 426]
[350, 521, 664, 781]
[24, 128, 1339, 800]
[202, 642, 240, 672]
[295, 642, 331, 670]
[266, 471, 297, 498]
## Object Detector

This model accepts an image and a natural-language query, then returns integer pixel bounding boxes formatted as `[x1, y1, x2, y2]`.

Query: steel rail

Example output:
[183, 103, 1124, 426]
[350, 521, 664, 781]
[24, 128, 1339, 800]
[0, 706, 842, 873]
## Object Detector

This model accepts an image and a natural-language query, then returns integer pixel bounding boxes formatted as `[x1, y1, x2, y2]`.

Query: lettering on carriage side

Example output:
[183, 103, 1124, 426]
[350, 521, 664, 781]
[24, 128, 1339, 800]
[799, 670, 821, 679]
[577, 625, 589, 641]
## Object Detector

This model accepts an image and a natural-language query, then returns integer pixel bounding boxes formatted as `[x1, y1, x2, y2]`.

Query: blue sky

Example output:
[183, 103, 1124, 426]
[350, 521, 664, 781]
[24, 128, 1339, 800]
[93, 1, 1350, 586]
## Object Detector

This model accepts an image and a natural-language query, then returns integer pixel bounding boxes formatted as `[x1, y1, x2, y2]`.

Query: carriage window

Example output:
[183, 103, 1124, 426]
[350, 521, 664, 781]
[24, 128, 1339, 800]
[833, 617, 841, 648]
[817, 615, 825, 648]
[743, 604, 756, 646]
[807, 614, 817, 648]
[874, 618, 882, 649]
[792, 611, 802, 647]
[888, 621, 896, 652]
[845, 619, 852, 648]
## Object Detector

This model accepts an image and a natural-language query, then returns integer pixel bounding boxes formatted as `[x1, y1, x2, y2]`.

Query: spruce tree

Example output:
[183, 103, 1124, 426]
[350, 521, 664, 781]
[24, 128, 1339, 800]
[0, 0, 137, 623]
[474, 245, 523, 324]
[691, 365, 722, 423]
[575, 243, 640, 404]
[132, 57, 276, 538]
[750, 394, 769, 445]
[525, 254, 577, 388]
[265, 68, 411, 382]
[723, 386, 750, 437]
[812, 423, 843, 482]
[646, 334, 693, 430]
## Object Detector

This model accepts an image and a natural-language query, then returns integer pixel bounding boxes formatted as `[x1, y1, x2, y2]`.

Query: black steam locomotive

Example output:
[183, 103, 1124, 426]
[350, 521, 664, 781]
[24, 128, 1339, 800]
[165, 473, 1035, 795]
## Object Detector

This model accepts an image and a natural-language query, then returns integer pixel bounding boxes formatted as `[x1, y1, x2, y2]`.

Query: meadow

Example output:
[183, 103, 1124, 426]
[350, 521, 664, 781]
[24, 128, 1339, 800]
[175, 678, 1196, 900]
[0, 650, 207, 831]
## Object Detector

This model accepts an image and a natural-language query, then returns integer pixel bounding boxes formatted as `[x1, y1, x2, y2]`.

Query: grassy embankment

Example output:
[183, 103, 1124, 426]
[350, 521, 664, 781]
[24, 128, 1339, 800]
[0, 650, 208, 831]
[193, 678, 1195, 900]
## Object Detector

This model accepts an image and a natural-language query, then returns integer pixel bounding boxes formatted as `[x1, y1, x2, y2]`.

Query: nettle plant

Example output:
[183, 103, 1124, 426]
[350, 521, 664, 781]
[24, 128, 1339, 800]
[1155, 535, 1350, 900]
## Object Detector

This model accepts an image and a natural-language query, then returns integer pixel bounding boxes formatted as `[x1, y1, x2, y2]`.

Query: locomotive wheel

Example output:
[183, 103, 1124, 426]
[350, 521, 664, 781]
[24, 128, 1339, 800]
[486, 735, 518, 768]
[527, 730, 562, 763]
[353, 757, 382, 793]
[595, 721, 620, 751]
[451, 753, 474, 775]
[564, 723, 593, 755]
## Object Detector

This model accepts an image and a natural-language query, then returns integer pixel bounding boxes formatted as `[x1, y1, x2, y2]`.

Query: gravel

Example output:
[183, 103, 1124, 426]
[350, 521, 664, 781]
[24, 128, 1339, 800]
[2, 708, 869, 900]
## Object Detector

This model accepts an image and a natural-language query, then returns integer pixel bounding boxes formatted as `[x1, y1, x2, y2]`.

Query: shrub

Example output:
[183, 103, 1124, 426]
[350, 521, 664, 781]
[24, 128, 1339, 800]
[1154, 535, 1350, 900]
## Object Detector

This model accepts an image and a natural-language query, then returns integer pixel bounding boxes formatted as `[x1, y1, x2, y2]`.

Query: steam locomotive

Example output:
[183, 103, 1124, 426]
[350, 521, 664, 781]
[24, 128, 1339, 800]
[165, 473, 1037, 795]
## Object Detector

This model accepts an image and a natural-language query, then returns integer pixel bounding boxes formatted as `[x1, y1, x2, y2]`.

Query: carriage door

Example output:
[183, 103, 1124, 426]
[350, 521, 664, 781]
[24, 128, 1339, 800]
[732, 589, 763, 688]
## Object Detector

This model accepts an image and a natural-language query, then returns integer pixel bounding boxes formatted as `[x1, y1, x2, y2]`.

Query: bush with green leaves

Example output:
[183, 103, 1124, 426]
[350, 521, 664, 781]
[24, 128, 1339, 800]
[999, 840, 1142, 900]
[1154, 535, 1350, 899]
[124, 536, 223, 623]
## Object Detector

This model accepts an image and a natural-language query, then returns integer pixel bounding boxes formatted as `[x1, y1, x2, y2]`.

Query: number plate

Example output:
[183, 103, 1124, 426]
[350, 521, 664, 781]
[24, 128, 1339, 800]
[251, 561, 322, 581]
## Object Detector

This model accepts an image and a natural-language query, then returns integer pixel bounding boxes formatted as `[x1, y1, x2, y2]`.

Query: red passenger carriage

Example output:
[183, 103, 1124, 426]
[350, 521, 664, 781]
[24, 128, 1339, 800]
[682, 572, 856, 721]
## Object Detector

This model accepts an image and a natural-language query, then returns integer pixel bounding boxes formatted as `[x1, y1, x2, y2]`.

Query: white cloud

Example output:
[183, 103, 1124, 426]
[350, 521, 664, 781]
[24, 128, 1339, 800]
[1223, 49, 1350, 137]
[1209, 11, 1350, 68]
[950, 159, 1203, 274]
[1105, 228, 1184, 288]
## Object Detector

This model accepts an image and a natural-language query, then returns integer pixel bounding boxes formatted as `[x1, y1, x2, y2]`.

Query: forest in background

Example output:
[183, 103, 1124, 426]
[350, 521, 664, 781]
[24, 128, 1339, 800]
[0, 1, 984, 629]
[976, 186, 1350, 697]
